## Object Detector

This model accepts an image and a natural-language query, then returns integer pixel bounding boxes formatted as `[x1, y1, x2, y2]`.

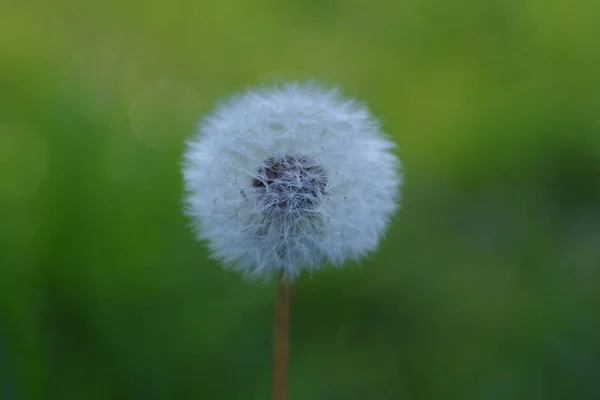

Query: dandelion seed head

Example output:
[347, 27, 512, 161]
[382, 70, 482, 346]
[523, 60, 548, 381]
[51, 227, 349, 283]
[182, 82, 402, 280]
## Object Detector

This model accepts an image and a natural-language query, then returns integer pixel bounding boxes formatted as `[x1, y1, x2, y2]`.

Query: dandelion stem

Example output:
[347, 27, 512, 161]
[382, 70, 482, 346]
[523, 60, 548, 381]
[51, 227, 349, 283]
[272, 271, 290, 400]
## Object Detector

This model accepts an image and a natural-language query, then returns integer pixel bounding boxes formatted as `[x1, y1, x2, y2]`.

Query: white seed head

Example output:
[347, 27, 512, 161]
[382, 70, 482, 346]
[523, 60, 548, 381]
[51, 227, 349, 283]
[182, 82, 402, 280]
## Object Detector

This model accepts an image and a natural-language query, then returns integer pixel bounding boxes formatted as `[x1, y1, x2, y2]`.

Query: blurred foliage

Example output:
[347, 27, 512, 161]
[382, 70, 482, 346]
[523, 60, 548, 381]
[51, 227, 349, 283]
[1, 0, 600, 399]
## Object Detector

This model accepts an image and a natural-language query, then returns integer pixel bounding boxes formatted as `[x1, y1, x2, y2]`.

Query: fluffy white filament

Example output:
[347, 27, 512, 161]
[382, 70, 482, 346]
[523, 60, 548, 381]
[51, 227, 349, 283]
[182, 82, 402, 280]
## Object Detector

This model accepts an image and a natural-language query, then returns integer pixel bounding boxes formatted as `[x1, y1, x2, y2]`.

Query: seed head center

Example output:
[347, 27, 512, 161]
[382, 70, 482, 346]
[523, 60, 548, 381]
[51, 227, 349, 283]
[252, 155, 327, 212]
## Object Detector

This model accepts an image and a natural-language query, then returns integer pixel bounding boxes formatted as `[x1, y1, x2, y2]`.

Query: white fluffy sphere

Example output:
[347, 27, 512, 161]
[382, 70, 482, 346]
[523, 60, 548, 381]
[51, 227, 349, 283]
[182, 82, 402, 280]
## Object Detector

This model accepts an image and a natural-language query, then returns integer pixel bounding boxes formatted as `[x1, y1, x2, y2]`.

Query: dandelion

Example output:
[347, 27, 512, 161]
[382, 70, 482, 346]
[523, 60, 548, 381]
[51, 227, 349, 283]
[182, 82, 402, 399]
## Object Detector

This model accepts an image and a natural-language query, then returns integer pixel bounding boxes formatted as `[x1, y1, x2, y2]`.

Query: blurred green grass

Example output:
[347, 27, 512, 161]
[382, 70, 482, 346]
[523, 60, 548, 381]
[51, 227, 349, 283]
[1, 0, 600, 399]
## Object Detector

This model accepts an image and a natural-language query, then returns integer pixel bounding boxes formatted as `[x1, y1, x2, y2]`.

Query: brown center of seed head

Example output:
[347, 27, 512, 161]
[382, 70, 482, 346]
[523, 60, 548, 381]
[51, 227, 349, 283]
[252, 154, 327, 212]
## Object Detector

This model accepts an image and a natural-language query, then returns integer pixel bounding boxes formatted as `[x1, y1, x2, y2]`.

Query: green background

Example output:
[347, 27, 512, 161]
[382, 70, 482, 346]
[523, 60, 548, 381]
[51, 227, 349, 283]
[1, 0, 599, 398]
